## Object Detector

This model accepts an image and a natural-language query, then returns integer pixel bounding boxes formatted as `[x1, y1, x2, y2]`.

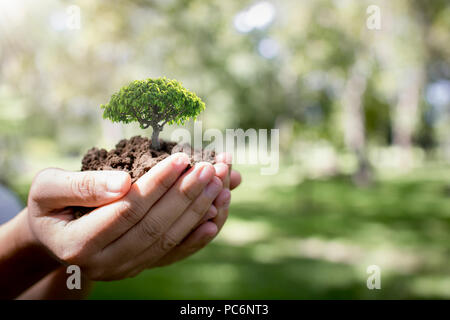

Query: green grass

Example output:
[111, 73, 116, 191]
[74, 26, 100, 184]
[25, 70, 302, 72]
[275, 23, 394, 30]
[87, 165, 450, 299]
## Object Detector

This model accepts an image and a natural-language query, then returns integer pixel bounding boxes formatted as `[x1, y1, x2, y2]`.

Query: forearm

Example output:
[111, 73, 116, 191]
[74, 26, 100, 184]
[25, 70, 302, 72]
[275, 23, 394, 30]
[17, 267, 92, 300]
[0, 208, 60, 299]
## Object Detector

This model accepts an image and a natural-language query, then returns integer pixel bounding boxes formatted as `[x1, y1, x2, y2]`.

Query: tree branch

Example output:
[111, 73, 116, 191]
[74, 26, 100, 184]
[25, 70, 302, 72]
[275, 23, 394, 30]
[158, 109, 185, 130]
[129, 106, 152, 129]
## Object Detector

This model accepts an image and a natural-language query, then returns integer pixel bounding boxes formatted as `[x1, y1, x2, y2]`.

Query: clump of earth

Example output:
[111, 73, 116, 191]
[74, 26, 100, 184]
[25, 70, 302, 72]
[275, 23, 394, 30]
[81, 135, 216, 183]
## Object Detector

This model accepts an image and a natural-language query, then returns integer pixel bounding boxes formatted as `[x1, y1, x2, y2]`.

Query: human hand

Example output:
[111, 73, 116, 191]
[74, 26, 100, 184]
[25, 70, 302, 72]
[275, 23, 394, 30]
[154, 152, 242, 267]
[27, 153, 226, 280]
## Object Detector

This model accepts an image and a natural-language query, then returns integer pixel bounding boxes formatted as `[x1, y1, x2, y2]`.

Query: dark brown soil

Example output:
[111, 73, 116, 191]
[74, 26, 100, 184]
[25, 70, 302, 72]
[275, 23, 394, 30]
[81, 135, 216, 183]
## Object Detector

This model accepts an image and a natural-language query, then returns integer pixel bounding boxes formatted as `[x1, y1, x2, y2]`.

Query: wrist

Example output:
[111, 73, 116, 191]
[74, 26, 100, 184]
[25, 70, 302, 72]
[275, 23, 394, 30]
[12, 208, 37, 249]
[0, 208, 61, 299]
[14, 208, 61, 268]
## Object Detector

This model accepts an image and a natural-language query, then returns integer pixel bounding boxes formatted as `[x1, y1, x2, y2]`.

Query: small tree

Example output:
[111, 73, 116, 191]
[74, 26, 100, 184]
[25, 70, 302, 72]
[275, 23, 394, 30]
[102, 77, 205, 150]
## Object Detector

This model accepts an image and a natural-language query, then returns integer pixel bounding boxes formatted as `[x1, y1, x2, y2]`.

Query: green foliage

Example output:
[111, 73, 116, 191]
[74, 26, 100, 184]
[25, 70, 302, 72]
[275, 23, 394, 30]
[101, 77, 205, 130]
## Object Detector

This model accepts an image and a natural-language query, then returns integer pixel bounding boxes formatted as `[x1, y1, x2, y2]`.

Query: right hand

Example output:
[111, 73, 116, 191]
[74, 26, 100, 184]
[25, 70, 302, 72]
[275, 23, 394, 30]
[154, 152, 242, 267]
[27, 153, 225, 280]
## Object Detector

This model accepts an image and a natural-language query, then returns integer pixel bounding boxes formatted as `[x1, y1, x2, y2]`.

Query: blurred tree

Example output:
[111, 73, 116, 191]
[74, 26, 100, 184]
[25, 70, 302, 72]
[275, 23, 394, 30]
[0, 0, 449, 186]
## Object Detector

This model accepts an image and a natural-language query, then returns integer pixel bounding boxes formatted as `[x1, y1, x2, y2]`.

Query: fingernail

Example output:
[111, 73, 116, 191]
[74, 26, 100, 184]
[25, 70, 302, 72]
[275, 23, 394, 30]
[206, 206, 218, 219]
[107, 172, 129, 193]
[214, 163, 228, 179]
[174, 153, 189, 167]
[200, 206, 218, 224]
[216, 152, 232, 165]
[203, 224, 218, 240]
[205, 179, 222, 198]
[198, 164, 213, 183]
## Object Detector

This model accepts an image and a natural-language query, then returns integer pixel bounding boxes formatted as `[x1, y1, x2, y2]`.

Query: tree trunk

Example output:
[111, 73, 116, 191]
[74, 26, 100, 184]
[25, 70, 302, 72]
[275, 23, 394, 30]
[151, 126, 161, 150]
[341, 61, 372, 186]
[391, 68, 423, 168]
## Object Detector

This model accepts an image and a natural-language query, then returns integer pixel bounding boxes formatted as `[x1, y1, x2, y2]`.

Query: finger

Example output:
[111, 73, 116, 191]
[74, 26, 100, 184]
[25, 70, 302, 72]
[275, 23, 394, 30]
[214, 189, 231, 210]
[213, 206, 229, 233]
[69, 153, 190, 248]
[154, 221, 218, 267]
[216, 153, 232, 189]
[29, 168, 131, 210]
[214, 163, 229, 186]
[123, 177, 222, 272]
[216, 152, 232, 167]
[215, 162, 230, 189]
[99, 162, 215, 264]
[212, 189, 231, 232]
[199, 205, 218, 225]
[230, 170, 242, 190]
[163, 176, 222, 245]
[191, 204, 218, 231]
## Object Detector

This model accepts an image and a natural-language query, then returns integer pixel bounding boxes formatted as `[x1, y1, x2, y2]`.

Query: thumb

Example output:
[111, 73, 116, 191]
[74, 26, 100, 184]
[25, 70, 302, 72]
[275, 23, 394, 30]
[29, 168, 131, 209]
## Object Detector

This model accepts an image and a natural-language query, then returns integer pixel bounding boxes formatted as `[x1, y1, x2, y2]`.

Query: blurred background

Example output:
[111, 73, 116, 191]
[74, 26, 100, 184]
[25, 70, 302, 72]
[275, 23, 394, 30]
[1, 0, 450, 299]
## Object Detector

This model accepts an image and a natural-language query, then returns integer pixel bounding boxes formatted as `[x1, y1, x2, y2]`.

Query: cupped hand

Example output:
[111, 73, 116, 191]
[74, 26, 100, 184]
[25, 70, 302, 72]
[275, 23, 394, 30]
[154, 152, 242, 267]
[27, 153, 230, 280]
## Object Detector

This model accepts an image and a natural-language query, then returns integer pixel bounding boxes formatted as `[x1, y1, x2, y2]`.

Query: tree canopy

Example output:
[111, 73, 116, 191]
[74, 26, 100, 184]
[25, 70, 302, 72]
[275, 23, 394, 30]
[101, 77, 205, 149]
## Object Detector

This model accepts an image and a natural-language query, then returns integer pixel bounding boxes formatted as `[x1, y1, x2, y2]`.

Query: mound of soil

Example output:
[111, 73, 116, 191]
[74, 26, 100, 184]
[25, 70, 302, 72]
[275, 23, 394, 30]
[81, 135, 216, 183]
[74, 136, 216, 218]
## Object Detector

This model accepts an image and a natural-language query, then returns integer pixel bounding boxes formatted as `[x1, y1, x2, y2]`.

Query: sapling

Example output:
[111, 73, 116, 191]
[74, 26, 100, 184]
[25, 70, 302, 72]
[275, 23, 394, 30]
[102, 77, 205, 150]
